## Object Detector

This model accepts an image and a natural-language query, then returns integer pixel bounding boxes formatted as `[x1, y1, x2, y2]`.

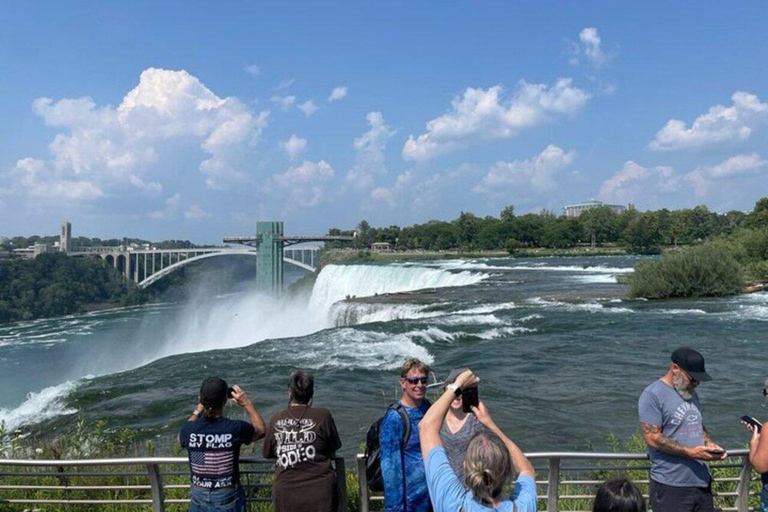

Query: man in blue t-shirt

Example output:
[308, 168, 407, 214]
[639, 348, 726, 512]
[380, 358, 432, 512]
[180, 377, 266, 512]
[419, 369, 537, 511]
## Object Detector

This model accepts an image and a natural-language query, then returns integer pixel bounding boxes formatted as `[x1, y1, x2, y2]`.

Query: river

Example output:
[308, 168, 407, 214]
[1, 256, 766, 456]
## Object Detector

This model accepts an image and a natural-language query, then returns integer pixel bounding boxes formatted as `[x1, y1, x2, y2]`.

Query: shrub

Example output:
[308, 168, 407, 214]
[627, 243, 744, 299]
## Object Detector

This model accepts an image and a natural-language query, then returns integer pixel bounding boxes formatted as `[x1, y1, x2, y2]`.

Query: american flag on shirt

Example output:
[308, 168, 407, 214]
[190, 450, 234, 476]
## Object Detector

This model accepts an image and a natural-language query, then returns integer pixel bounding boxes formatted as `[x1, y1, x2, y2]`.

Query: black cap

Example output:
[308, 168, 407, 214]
[671, 348, 711, 382]
[200, 377, 228, 408]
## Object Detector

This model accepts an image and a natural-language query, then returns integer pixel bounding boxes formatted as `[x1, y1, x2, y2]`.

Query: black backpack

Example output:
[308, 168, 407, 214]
[364, 403, 411, 492]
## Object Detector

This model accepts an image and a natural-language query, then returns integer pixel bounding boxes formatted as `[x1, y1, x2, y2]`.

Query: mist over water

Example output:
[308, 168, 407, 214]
[1, 256, 767, 456]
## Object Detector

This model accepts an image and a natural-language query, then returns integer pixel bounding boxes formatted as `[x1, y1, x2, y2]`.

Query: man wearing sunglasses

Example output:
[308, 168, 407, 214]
[380, 358, 433, 512]
[639, 347, 727, 512]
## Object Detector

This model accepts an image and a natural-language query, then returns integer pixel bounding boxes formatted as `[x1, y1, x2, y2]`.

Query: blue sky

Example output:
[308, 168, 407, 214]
[1, 1, 766, 243]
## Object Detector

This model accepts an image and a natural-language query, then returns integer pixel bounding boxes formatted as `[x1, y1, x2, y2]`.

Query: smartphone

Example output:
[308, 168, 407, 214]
[227, 386, 236, 398]
[462, 387, 479, 413]
[741, 415, 763, 432]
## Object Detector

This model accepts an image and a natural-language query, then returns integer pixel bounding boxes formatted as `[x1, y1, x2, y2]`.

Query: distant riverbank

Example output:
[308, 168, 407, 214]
[321, 246, 630, 265]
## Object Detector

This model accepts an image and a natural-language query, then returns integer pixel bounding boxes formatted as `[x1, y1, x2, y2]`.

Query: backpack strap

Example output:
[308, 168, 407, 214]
[390, 404, 411, 449]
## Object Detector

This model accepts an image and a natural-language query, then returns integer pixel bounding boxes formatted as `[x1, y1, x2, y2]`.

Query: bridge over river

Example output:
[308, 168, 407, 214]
[63, 221, 354, 292]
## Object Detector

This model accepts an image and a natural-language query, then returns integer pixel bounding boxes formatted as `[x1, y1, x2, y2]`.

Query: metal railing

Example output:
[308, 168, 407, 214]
[356, 449, 759, 512]
[0, 455, 346, 511]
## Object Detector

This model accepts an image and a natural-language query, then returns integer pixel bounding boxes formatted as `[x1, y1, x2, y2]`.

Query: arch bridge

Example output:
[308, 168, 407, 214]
[69, 246, 322, 290]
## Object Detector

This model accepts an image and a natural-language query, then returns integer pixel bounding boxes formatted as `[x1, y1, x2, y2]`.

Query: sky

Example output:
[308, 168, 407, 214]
[0, 1, 767, 243]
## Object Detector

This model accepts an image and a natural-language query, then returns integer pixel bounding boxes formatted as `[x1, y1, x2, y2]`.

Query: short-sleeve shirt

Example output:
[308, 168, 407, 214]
[440, 413, 486, 484]
[425, 446, 537, 512]
[262, 405, 342, 511]
[179, 417, 255, 490]
[638, 379, 710, 487]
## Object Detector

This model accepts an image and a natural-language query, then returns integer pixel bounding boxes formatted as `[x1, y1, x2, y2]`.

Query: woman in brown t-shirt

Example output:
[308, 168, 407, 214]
[263, 370, 342, 512]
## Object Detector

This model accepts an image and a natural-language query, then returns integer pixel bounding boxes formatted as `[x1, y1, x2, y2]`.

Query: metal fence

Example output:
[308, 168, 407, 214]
[0, 456, 346, 511]
[356, 448, 759, 512]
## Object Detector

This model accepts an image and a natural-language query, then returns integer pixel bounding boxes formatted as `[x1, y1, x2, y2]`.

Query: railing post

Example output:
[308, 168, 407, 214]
[547, 457, 560, 512]
[734, 455, 752, 512]
[335, 457, 347, 512]
[146, 463, 165, 512]
[357, 454, 370, 512]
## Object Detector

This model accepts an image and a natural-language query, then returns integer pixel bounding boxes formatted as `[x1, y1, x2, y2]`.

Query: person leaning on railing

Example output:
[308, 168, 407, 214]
[419, 369, 537, 511]
[180, 377, 266, 512]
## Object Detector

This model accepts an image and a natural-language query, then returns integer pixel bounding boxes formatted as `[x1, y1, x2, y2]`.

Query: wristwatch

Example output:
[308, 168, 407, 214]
[446, 383, 462, 397]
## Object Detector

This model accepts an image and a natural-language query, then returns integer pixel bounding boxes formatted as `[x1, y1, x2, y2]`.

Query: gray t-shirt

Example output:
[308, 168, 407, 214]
[638, 379, 711, 487]
[439, 413, 486, 484]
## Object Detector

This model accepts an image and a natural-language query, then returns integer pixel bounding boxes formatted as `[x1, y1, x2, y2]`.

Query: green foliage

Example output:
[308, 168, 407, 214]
[628, 243, 744, 299]
[0, 253, 147, 324]
[327, 198, 768, 255]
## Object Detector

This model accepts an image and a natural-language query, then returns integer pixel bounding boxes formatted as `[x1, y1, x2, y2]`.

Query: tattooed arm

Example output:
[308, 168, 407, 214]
[641, 423, 724, 461]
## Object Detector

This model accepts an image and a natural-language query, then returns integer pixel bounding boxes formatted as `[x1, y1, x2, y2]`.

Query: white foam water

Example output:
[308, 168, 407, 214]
[510, 264, 633, 273]
[0, 381, 78, 432]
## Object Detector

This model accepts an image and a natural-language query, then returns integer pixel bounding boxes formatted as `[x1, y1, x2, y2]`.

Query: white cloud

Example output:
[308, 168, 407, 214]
[15, 157, 103, 200]
[402, 79, 589, 161]
[17, 68, 270, 199]
[297, 100, 318, 117]
[274, 78, 295, 91]
[244, 64, 260, 77]
[474, 145, 576, 196]
[184, 204, 210, 220]
[328, 86, 348, 102]
[271, 95, 296, 110]
[281, 135, 307, 161]
[650, 91, 768, 151]
[598, 161, 680, 205]
[346, 112, 395, 189]
[579, 28, 606, 69]
[271, 160, 334, 207]
[685, 153, 767, 197]
[149, 193, 182, 219]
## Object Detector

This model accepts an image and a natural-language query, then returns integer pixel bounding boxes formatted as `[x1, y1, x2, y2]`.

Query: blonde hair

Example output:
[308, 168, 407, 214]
[399, 357, 430, 378]
[463, 433, 512, 505]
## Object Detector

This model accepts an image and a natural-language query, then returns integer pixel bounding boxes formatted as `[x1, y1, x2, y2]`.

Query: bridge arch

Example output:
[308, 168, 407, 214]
[137, 250, 315, 289]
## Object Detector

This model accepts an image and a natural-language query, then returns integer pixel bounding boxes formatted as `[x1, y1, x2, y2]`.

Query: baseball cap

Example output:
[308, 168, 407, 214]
[671, 348, 712, 382]
[200, 376, 228, 408]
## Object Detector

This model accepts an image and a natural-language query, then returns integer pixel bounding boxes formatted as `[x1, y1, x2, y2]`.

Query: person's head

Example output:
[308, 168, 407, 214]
[399, 358, 430, 405]
[289, 370, 314, 404]
[463, 432, 512, 505]
[199, 377, 228, 420]
[443, 368, 468, 413]
[668, 347, 711, 400]
[592, 476, 646, 512]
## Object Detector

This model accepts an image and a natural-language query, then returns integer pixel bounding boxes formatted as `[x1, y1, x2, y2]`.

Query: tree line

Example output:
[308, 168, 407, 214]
[0, 236, 204, 252]
[329, 199, 768, 254]
[0, 253, 146, 323]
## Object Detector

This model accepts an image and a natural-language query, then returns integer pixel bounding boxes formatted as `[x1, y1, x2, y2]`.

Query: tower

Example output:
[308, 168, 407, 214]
[255, 221, 284, 293]
[60, 222, 72, 253]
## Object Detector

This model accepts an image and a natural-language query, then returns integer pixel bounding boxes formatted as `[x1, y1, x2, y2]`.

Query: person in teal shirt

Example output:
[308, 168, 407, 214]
[419, 369, 537, 512]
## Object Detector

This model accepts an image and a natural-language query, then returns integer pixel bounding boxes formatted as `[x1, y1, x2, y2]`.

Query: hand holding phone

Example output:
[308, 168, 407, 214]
[741, 415, 763, 433]
[462, 386, 479, 413]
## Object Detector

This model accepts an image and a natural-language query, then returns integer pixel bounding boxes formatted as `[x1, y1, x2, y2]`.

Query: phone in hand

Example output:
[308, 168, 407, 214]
[462, 386, 479, 413]
[227, 386, 236, 399]
[741, 415, 763, 432]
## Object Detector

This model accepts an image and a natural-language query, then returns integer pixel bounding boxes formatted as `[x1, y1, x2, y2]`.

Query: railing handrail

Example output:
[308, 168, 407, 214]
[0, 455, 286, 466]
[355, 449, 755, 512]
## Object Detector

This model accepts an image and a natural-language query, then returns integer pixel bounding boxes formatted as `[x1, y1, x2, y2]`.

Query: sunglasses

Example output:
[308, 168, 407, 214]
[405, 376, 428, 385]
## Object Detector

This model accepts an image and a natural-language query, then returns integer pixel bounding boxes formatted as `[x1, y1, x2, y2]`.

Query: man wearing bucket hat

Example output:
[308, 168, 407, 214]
[638, 348, 726, 512]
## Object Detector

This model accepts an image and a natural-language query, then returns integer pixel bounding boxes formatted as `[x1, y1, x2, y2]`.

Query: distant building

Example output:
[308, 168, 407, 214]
[563, 200, 627, 218]
[371, 242, 393, 253]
